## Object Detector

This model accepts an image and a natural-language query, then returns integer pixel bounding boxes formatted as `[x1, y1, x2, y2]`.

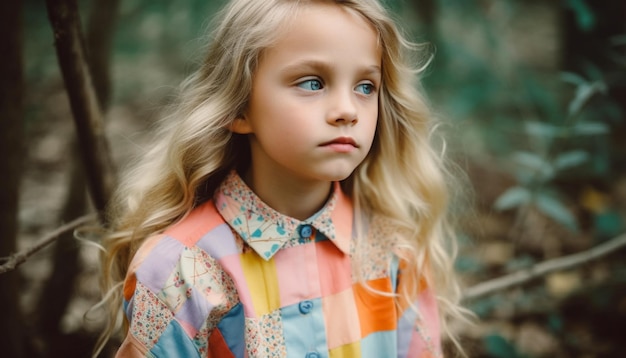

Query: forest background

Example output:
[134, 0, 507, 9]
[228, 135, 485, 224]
[1, 0, 625, 357]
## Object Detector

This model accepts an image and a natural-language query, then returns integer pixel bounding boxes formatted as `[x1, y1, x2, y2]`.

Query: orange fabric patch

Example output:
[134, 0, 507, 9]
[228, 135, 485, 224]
[123, 273, 137, 301]
[353, 277, 397, 338]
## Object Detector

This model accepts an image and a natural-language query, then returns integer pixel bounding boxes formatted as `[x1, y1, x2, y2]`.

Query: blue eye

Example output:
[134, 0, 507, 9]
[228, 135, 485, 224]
[297, 79, 323, 91]
[356, 83, 375, 95]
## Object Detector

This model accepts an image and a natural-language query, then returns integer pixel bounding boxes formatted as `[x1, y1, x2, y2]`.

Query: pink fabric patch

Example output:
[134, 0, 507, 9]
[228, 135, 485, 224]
[219, 254, 257, 318]
[322, 288, 361, 349]
[316, 240, 352, 296]
[417, 287, 441, 349]
[274, 244, 322, 307]
[177, 318, 198, 338]
[167, 201, 225, 248]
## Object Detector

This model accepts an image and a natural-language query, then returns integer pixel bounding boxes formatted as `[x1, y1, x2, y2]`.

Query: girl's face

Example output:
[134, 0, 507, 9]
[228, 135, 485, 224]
[232, 3, 381, 187]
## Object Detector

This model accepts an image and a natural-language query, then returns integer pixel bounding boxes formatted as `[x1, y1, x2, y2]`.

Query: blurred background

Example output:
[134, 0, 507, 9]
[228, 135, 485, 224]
[1, 0, 625, 357]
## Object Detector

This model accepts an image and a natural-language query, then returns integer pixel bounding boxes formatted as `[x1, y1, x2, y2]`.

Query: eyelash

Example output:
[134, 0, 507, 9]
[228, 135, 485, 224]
[297, 79, 323, 91]
[296, 78, 377, 95]
[355, 83, 375, 95]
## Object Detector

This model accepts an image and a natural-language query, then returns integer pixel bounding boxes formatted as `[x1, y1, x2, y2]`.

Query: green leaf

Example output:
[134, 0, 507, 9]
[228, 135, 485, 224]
[560, 72, 587, 86]
[524, 121, 558, 139]
[566, 0, 596, 32]
[610, 34, 626, 46]
[469, 296, 499, 318]
[455, 256, 484, 274]
[512, 152, 554, 181]
[484, 334, 522, 358]
[572, 121, 609, 136]
[594, 211, 626, 239]
[534, 194, 578, 231]
[494, 187, 531, 211]
[568, 82, 607, 116]
[513, 151, 546, 169]
[548, 314, 564, 333]
[553, 150, 589, 170]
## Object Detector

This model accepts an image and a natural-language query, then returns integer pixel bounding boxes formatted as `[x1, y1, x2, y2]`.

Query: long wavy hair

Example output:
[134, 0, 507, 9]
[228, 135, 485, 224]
[97, 0, 469, 355]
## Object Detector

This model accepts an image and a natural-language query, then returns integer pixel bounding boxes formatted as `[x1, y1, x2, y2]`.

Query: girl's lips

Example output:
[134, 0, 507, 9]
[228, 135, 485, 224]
[320, 137, 358, 153]
[320, 137, 358, 147]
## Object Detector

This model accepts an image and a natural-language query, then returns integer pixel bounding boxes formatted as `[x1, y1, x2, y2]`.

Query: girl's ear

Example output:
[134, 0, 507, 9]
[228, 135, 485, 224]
[229, 115, 253, 134]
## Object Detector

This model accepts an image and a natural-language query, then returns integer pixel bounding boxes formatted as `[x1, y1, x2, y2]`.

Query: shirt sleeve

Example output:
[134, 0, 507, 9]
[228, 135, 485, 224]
[115, 234, 239, 358]
[393, 256, 443, 358]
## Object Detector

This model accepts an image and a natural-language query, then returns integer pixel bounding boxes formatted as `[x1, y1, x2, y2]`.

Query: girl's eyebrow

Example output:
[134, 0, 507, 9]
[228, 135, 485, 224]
[281, 60, 382, 77]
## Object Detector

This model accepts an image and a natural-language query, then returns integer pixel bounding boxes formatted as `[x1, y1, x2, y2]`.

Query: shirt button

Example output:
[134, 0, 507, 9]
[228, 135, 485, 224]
[305, 352, 320, 358]
[299, 300, 314, 314]
[299, 224, 313, 239]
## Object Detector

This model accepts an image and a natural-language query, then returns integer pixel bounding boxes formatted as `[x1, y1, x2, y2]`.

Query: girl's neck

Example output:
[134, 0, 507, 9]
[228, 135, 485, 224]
[243, 168, 332, 221]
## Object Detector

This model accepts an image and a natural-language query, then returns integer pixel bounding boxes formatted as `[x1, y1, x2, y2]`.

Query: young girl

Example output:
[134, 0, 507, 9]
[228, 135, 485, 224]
[99, 0, 466, 356]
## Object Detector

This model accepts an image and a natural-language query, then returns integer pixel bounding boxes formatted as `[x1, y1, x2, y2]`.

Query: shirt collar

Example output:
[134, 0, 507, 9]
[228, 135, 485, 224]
[214, 170, 353, 260]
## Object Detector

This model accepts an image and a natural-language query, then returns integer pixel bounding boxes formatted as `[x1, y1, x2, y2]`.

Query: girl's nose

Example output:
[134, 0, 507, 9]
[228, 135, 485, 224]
[327, 90, 358, 126]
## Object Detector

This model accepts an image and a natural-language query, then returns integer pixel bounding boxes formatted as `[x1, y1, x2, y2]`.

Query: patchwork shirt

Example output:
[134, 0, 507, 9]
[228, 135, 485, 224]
[117, 171, 442, 357]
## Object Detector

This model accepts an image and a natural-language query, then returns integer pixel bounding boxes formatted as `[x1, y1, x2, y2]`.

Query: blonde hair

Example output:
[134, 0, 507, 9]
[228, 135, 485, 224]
[98, 0, 468, 355]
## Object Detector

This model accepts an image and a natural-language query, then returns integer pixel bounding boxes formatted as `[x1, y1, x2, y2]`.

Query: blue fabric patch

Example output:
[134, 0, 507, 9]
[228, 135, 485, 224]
[150, 320, 200, 357]
[123, 298, 133, 321]
[361, 330, 397, 358]
[217, 302, 246, 358]
[281, 298, 328, 357]
[397, 307, 418, 357]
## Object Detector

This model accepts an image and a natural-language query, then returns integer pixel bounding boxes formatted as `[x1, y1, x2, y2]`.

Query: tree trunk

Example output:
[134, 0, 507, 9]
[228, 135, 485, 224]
[36, 0, 120, 355]
[86, 0, 120, 110]
[0, 0, 25, 357]
[45, 0, 116, 217]
[35, 148, 87, 355]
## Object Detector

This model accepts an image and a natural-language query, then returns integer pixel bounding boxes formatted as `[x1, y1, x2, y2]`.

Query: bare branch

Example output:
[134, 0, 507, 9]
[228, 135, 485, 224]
[0, 214, 97, 274]
[463, 232, 626, 300]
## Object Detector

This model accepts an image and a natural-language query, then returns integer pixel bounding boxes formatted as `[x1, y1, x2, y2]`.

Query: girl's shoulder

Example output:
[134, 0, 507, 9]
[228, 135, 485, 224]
[120, 200, 241, 356]
[124, 200, 232, 283]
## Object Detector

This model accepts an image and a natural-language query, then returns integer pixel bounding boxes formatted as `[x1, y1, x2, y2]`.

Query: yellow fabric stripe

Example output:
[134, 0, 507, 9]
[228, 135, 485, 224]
[239, 250, 281, 316]
[329, 341, 361, 358]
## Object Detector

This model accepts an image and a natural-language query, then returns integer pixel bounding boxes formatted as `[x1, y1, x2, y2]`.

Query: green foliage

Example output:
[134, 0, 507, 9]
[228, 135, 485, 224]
[492, 68, 620, 231]
[484, 334, 528, 358]
[454, 255, 484, 275]
[566, 0, 596, 32]
[594, 210, 626, 241]
[468, 296, 501, 319]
